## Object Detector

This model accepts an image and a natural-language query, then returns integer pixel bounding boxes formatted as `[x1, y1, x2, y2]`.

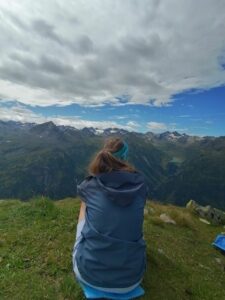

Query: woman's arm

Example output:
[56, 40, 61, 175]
[78, 200, 86, 222]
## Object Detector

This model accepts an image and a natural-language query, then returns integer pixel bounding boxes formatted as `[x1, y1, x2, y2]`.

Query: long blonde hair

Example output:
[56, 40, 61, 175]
[88, 137, 136, 175]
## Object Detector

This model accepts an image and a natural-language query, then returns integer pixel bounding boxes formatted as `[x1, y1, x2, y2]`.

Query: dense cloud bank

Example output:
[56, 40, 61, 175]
[0, 0, 225, 107]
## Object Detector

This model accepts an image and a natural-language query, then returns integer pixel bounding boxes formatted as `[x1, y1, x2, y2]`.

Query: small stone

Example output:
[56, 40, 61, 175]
[23, 258, 31, 262]
[158, 248, 164, 254]
[215, 258, 222, 264]
[144, 207, 155, 215]
[144, 208, 149, 215]
[199, 218, 210, 225]
[198, 263, 210, 270]
[215, 258, 225, 271]
[159, 213, 176, 225]
[186, 199, 197, 211]
[149, 207, 155, 214]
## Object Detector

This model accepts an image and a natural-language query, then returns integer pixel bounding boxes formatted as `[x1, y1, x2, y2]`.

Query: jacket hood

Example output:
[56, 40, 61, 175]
[95, 170, 147, 206]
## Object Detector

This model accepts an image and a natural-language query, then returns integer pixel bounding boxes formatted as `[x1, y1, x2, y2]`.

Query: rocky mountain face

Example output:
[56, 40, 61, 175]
[0, 120, 224, 209]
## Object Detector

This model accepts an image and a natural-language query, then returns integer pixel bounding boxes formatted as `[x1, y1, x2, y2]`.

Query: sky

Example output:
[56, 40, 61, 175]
[0, 0, 225, 136]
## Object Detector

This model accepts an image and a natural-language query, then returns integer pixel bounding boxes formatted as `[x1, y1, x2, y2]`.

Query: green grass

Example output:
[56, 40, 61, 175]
[1, 198, 225, 300]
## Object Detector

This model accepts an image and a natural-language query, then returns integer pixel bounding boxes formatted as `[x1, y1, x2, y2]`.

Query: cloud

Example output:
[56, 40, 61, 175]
[32, 19, 63, 45]
[113, 116, 128, 120]
[147, 121, 168, 132]
[0, 103, 139, 131]
[126, 121, 140, 131]
[178, 115, 191, 118]
[109, 114, 139, 120]
[0, 0, 225, 107]
[146, 121, 188, 133]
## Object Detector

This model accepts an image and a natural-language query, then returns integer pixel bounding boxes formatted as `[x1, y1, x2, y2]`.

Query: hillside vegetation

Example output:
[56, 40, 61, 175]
[1, 198, 225, 300]
[1, 120, 225, 209]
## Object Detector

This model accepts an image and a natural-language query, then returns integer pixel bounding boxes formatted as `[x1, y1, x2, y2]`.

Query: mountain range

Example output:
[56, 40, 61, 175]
[0, 120, 224, 209]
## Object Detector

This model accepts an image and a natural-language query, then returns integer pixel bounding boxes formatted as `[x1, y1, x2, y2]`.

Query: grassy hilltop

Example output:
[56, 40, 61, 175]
[0, 198, 225, 300]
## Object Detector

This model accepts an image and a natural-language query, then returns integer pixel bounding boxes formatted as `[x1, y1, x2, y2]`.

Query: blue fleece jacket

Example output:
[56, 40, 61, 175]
[75, 170, 147, 288]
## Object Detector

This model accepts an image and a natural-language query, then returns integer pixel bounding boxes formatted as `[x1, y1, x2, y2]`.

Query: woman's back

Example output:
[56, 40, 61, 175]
[73, 137, 148, 289]
[75, 170, 147, 288]
[78, 170, 147, 241]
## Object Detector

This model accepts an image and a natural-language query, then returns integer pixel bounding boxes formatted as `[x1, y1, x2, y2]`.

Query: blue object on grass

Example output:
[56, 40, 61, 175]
[78, 281, 145, 300]
[212, 234, 225, 252]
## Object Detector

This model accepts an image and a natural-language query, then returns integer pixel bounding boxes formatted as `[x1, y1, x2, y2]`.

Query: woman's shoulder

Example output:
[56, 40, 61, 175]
[78, 170, 147, 188]
[77, 175, 95, 189]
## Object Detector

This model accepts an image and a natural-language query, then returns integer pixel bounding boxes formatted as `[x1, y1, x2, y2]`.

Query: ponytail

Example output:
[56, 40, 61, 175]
[88, 138, 135, 175]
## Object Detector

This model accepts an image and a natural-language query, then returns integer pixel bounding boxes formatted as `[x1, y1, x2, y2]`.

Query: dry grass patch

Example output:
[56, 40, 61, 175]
[149, 216, 165, 227]
[147, 200, 196, 229]
[168, 210, 196, 229]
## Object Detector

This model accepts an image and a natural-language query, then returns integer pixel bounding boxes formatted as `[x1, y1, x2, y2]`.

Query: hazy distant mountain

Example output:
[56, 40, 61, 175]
[0, 120, 224, 209]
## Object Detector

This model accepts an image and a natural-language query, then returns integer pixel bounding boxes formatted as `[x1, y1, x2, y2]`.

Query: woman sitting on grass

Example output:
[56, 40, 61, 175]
[72, 137, 147, 294]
